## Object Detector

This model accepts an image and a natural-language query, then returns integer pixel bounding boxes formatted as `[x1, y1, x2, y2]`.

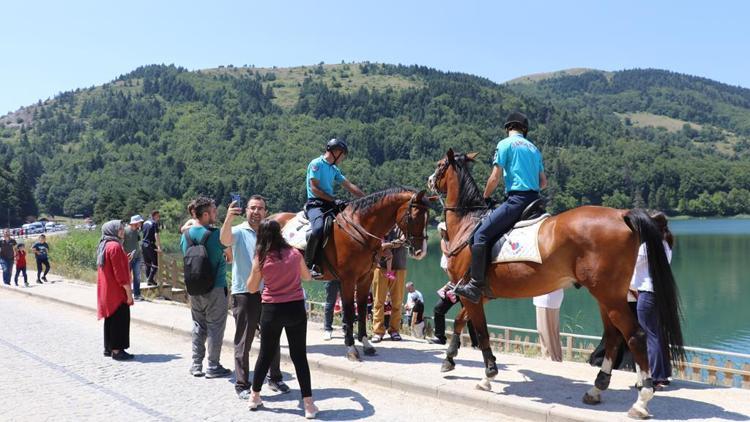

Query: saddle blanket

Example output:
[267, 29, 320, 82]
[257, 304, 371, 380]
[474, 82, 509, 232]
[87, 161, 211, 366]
[282, 212, 309, 250]
[491, 216, 547, 264]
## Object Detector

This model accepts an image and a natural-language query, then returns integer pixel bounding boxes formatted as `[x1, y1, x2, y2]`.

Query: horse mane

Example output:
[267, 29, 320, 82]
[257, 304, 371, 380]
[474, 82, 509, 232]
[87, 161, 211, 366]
[452, 154, 487, 218]
[348, 186, 417, 214]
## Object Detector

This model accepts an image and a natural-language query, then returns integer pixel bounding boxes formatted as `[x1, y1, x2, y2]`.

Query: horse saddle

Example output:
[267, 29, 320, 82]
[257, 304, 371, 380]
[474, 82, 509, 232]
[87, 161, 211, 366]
[470, 198, 550, 263]
[281, 211, 335, 250]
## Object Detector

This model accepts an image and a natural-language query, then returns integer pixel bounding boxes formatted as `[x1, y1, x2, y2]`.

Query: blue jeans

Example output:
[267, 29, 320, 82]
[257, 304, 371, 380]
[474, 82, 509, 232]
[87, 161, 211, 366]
[323, 280, 341, 331]
[130, 256, 142, 296]
[636, 291, 672, 382]
[473, 191, 540, 246]
[1, 258, 13, 284]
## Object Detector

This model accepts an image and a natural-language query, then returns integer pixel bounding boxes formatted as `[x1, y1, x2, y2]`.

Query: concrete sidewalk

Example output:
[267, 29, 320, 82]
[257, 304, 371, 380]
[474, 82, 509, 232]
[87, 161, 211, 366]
[2, 276, 749, 422]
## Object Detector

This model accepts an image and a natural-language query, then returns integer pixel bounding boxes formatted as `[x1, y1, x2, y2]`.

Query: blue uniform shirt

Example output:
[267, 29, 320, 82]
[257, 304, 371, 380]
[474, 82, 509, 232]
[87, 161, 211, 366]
[306, 155, 346, 199]
[493, 133, 544, 193]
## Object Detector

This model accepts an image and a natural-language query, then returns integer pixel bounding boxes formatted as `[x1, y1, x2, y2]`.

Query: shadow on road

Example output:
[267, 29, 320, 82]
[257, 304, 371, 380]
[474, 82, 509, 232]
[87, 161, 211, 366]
[257, 387, 375, 421]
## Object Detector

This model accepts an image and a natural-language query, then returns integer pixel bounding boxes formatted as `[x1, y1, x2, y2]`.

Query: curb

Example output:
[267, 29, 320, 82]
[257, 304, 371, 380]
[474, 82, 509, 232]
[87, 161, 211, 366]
[3, 284, 592, 421]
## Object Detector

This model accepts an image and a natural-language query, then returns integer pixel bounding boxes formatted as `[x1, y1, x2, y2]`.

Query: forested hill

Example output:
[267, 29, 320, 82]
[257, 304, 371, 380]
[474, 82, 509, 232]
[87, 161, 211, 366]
[2, 63, 750, 227]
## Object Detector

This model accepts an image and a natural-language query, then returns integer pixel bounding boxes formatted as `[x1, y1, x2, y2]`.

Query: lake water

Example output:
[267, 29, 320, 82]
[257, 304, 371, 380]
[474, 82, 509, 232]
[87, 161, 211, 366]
[305, 218, 750, 355]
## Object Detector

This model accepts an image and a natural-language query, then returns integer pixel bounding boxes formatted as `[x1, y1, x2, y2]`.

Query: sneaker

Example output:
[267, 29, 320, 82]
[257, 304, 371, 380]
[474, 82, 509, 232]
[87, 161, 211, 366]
[190, 365, 205, 377]
[267, 379, 290, 394]
[323, 330, 333, 341]
[134, 295, 145, 302]
[248, 396, 263, 411]
[427, 336, 447, 345]
[389, 332, 402, 341]
[41, 276, 48, 283]
[147, 281, 158, 286]
[205, 365, 232, 379]
[237, 389, 251, 400]
[36, 279, 43, 284]
[103, 349, 112, 357]
[111, 350, 134, 361]
[371, 334, 383, 343]
[304, 403, 319, 419]
[24, 282, 29, 287]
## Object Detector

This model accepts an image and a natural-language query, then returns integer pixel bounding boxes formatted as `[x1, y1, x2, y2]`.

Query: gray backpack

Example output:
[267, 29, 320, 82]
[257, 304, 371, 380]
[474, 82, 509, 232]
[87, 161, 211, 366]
[183, 230, 214, 296]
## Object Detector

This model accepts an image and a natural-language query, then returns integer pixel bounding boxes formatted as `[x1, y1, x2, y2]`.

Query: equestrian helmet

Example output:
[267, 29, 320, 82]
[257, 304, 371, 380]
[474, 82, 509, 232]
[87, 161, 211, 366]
[326, 138, 349, 154]
[504, 112, 529, 130]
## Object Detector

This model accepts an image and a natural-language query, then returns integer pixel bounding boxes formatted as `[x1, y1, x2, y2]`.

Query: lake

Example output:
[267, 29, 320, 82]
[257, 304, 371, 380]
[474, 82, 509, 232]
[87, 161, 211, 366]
[305, 218, 750, 354]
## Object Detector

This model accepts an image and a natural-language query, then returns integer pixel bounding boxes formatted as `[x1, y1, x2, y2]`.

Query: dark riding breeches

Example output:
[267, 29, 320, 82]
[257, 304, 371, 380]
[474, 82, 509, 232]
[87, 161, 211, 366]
[472, 191, 539, 247]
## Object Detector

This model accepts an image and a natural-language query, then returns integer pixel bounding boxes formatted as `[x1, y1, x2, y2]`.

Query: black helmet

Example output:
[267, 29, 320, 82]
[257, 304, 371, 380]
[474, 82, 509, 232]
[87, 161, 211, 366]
[504, 112, 529, 131]
[326, 138, 349, 154]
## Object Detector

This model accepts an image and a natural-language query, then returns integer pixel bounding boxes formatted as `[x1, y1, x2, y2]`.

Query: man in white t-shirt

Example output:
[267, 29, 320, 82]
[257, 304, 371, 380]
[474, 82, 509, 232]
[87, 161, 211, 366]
[404, 282, 424, 337]
[533, 288, 564, 362]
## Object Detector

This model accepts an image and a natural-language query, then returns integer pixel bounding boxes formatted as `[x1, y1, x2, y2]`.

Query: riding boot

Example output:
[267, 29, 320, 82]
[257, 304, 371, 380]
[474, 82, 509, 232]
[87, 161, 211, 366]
[305, 233, 323, 279]
[454, 244, 488, 304]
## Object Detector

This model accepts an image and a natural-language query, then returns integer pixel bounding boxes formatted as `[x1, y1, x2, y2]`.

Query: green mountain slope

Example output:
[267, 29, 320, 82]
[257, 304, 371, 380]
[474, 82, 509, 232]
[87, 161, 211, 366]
[1, 63, 750, 226]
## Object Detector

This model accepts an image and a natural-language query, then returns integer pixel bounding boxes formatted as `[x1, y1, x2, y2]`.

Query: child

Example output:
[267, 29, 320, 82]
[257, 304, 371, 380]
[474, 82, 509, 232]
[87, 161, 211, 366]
[14, 243, 28, 287]
[32, 235, 50, 283]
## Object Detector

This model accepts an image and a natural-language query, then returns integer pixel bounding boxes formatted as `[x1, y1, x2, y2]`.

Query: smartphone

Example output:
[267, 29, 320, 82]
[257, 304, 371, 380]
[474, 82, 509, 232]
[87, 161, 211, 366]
[230, 192, 243, 213]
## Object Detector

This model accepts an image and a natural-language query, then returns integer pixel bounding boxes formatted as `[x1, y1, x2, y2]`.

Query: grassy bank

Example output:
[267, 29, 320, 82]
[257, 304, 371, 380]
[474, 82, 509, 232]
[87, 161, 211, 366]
[47, 229, 184, 284]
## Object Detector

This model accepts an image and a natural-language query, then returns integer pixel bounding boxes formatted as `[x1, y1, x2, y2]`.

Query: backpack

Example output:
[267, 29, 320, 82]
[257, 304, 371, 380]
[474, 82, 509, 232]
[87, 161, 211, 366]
[183, 229, 215, 296]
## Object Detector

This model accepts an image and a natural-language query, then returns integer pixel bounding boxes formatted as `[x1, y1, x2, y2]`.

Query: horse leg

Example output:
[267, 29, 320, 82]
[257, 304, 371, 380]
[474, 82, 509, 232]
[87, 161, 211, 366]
[607, 300, 653, 419]
[583, 306, 623, 405]
[340, 281, 360, 362]
[356, 274, 376, 356]
[441, 306, 468, 372]
[463, 301, 497, 391]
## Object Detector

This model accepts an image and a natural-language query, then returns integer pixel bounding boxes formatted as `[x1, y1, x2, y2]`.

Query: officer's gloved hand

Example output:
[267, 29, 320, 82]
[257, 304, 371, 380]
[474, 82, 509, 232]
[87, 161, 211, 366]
[484, 197, 498, 209]
[334, 199, 348, 211]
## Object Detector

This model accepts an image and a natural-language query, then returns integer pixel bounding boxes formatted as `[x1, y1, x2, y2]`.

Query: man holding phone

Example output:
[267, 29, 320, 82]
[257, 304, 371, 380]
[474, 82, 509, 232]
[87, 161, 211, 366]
[220, 194, 289, 399]
[124, 215, 145, 301]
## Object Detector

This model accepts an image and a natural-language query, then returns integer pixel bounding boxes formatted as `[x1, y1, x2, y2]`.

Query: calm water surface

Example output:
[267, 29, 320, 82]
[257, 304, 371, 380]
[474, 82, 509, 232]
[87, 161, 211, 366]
[305, 218, 750, 355]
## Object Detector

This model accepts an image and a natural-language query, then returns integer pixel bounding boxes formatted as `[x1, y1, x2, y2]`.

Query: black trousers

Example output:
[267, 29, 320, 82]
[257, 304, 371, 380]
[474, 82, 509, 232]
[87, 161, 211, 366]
[36, 258, 50, 280]
[142, 245, 158, 284]
[104, 303, 131, 351]
[231, 293, 282, 393]
[252, 300, 311, 398]
[433, 297, 479, 346]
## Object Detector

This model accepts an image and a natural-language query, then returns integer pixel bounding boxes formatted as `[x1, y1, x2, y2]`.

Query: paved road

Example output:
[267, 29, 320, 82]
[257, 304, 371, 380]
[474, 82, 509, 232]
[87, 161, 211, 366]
[0, 293, 515, 422]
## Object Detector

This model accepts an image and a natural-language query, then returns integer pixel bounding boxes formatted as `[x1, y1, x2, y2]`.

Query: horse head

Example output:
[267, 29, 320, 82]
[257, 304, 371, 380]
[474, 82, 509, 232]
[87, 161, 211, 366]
[428, 148, 479, 195]
[395, 190, 436, 260]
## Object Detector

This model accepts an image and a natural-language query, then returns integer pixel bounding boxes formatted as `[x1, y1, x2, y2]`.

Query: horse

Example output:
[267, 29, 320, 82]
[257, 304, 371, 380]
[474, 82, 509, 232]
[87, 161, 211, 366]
[272, 187, 432, 361]
[427, 149, 684, 419]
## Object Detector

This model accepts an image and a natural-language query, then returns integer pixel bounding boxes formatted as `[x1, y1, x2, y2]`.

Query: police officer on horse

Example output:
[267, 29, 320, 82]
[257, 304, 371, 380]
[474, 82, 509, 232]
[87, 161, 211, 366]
[454, 112, 548, 304]
[305, 138, 366, 278]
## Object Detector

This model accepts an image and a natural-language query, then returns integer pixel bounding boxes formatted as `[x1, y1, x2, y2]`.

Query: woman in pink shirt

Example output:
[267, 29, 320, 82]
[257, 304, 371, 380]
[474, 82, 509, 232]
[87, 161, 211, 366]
[246, 219, 316, 418]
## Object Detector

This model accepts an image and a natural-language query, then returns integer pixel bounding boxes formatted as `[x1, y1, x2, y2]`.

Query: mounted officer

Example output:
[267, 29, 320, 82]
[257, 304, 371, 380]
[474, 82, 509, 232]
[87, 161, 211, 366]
[454, 112, 547, 303]
[305, 138, 365, 278]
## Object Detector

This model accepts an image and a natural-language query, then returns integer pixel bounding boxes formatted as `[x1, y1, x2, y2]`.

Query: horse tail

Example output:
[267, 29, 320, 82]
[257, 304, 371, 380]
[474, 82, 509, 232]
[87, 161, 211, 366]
[624, 209, 686, 364]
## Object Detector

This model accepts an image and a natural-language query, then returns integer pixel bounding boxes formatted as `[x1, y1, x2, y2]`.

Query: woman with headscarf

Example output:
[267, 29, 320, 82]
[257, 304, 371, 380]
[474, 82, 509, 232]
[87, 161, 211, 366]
[97, 220, 135, 361]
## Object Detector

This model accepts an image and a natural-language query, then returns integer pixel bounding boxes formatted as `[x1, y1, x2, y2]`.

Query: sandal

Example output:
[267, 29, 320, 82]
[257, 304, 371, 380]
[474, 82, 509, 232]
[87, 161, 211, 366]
[389, 332, 402, 341]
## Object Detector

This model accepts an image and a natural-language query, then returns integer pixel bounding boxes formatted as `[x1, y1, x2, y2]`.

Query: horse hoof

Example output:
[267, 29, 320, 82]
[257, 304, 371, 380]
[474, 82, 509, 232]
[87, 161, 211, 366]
[441, 359, 456, 373]
[346, 351, 361, 362]
[364, 347, 377, 356]
[475, 378, 492, 391]
[485, 367, 499, 378]
[627, 406, 650, 419]
[582, 392, 601, 405]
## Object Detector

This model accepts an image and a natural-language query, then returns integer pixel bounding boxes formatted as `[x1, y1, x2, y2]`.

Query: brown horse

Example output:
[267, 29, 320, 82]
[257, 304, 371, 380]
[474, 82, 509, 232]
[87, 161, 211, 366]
[427, 149, 684, 419]
[272, 187, 432, 361]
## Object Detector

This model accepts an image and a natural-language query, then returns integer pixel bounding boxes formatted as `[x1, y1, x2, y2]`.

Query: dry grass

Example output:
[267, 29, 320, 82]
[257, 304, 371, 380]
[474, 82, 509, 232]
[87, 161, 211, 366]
[506, 68, 604, 84]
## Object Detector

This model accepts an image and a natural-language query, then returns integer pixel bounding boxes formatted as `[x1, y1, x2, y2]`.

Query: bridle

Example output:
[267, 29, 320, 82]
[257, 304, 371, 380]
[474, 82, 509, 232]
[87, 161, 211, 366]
[335, 193, 429, 254]
[429, 159, 488, 213]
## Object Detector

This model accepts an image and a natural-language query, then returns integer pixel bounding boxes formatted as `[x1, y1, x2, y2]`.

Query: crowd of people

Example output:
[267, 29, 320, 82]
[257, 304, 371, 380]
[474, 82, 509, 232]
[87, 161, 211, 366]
[1, 229, 52, 287]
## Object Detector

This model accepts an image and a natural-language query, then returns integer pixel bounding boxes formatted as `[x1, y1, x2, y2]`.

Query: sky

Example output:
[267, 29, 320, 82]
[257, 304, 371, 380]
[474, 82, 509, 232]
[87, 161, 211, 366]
[1, 0, 749, 115]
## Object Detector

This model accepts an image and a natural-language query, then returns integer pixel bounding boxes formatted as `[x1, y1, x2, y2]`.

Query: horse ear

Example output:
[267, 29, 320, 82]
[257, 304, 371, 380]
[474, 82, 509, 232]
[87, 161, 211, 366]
[446, 148, 455, 163]
[466, 152, 479, 161]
